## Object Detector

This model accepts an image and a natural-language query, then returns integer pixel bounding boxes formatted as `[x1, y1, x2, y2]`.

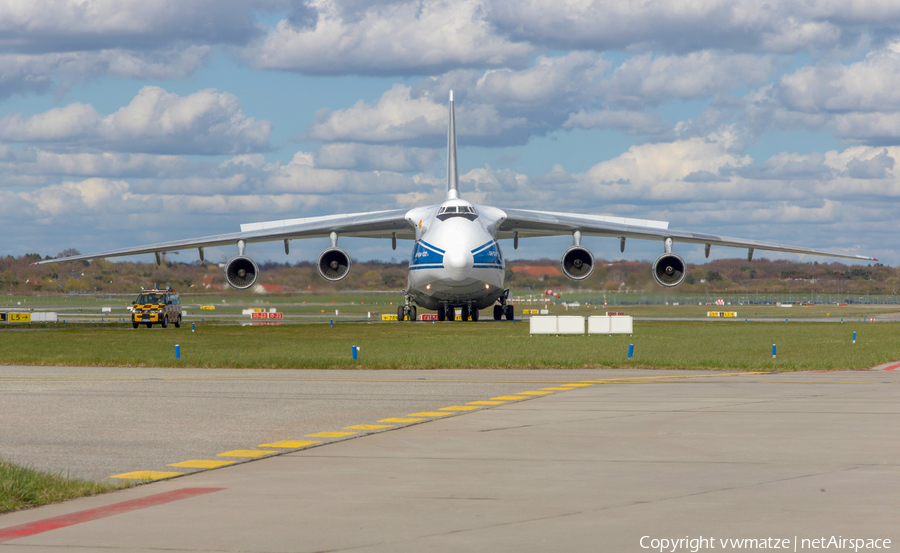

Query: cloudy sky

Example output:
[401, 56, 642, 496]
[2, 0, 898, 266]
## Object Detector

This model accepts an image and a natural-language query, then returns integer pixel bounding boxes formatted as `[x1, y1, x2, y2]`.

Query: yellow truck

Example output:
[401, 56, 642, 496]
[131, 288, 182, 329]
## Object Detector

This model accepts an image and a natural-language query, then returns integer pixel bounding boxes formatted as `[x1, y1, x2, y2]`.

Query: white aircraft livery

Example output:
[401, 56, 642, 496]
[36, 91, 876, 322]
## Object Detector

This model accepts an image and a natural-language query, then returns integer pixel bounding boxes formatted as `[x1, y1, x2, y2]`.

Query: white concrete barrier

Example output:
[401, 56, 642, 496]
[587, 316, 610, 334]
[610, 316, 633, 335]
[588, 315, 633, 335]
[529, 316, 557, 335]
[557, 316, 585, 334]
[530, 316, 585, 335]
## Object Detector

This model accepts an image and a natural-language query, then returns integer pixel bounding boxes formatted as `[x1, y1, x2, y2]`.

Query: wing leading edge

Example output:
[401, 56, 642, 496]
[33, 208, 415, 265]
[496, 208, 876, 262]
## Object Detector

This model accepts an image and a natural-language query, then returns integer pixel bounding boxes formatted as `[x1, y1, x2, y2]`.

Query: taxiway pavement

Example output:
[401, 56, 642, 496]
[1, 368, 898, 551]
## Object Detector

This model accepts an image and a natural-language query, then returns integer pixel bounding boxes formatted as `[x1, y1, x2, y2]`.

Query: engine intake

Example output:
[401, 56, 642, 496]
[224, 256, 259, 290]
[652, 253, 686, 287]
[317, 248, 352, 281]
[561, 246, 594, 280]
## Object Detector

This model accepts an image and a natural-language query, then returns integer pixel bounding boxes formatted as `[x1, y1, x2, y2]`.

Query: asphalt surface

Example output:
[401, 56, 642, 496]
[0, 366, 691, 482]
[1, 367, 899, 552]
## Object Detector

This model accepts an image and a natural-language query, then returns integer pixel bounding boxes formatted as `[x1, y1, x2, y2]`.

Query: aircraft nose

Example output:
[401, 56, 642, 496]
[443, 246, 473, 281]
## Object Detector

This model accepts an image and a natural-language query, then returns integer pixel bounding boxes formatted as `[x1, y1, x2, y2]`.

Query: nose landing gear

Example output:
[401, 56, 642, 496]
[397, 292, 417, 321]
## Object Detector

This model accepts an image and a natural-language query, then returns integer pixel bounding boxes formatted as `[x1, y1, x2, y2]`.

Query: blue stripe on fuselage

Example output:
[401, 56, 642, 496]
[411, 240, 444, 267]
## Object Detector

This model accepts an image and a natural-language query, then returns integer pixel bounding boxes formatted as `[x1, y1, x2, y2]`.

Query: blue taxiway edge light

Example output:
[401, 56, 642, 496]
[772, 344, 776, 359]
[628, 344, 634, 359]
[175, 344, 181, 359]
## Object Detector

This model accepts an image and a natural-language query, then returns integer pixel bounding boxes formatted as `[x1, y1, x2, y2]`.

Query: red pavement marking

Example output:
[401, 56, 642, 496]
[883, 363, 900, 371]
[0, 487, 224, 543]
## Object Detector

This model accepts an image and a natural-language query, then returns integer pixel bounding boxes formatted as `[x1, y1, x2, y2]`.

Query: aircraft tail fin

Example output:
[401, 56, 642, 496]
[446, 90, 459, 200]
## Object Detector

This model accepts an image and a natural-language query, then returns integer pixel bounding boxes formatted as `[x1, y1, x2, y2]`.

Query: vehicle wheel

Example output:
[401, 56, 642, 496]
[397, 305, 405, 321]
[505, 305, 515, 321]
[409, 306, 417, 321]
[174, 315, 181, 328]
[461, 305, 470, 321]
[146, 323, 153, 328]
[161, 316, 168, 328]
[437, 305, 446, 321]
[447, 306, 456, 321]
[132, 322, 139, 329]
[493, 305, 502, 320]
[471, 308, 479, 321]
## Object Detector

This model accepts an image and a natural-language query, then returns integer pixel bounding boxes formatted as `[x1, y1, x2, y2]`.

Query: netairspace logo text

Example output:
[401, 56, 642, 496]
[640, 536, 891, 553]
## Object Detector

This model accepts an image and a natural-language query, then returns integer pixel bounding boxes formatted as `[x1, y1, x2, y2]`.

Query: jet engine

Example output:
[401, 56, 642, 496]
[224, 256, 259, 290]
[652, 253, 686, 287]
[317, 248, 352, 281]
[561, 246, 594, 280]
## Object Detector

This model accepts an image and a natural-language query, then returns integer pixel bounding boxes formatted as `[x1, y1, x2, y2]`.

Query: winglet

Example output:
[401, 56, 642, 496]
[446, 90, 459, 200]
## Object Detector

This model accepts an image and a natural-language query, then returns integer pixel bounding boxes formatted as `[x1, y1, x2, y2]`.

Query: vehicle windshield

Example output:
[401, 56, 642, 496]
[136, 293, 164, 304]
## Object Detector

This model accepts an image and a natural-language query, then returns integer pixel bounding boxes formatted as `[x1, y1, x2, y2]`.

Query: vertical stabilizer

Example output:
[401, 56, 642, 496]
[446, 90, 459, 200]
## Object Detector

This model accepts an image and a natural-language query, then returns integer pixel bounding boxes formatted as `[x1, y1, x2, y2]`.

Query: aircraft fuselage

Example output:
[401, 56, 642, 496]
[405, 199, 506, 311]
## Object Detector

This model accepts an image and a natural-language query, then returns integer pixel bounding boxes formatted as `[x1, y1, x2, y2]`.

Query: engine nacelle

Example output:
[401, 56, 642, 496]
[561, 246, 594, 280]
[652, 253, 686, 287]
[224, 256, 259, 290]
[317, 248, 352, 281]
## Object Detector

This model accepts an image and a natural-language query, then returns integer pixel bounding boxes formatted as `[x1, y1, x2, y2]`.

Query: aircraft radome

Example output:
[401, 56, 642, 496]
[36, 91, 877, 322]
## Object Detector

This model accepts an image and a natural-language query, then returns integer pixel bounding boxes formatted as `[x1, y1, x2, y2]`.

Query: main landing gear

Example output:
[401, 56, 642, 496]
[493, 289, 514, 321]
[437, 301, 480, 321]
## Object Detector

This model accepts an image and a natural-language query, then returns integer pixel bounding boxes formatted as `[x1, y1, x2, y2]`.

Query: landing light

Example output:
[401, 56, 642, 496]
[485, 283, 490, 289]
[426, 284, 431, 290]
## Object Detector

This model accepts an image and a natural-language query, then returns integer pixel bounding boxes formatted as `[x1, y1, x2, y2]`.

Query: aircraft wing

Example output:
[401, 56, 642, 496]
[33, 208, 415, 265]
[496, 208, 876, 262]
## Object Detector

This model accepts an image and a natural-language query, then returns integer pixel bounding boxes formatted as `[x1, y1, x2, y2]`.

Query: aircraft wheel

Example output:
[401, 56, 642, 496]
[161, 315, 168, 328]
[175, 315, 182, 328]
[437, 305, 446, 321]
[132, 322, 139, 329]
[505, 305, 515, 321]
[397, 305, 405, 321]
[447, 306, 456, 321]
[493, 305, 502, 320]
[146, 323, 153, 328]
[461, 305, 470, 321]
[409, 306, 417, 321]
[471, 308, 479, 321]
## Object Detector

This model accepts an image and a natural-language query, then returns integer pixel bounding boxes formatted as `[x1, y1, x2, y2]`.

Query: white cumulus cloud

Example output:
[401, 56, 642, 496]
[0, 86, 271, 155]
[245, 0, 531, 75]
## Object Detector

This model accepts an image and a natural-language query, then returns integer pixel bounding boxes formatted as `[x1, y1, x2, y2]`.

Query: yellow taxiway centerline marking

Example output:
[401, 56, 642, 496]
[408, 412, 451, 417]
[344, 425, 394, 430]
[258, 440, 321, 448]
[492, 396, 528, 400]
[168, 460, 235, 469]
[518, 391, 554, 395]
[110, 471, 182, 480]
[305, 431, 357, 438]
[217, 450, 278, 458]
[560, 383, 593, 387]
[379, 417, 423, 423]
[542, 387, 572, 391]
[469, 400, 506, 405]
[440, 406, 481, 410]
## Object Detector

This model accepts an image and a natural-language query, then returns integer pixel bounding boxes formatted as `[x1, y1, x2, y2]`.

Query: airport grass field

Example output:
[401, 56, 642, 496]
[0, 460, 118, 514]
[2, 320, 899, 371]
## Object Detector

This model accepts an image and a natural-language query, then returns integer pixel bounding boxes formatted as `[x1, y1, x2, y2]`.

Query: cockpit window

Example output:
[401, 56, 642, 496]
[437, 205, 478, 221]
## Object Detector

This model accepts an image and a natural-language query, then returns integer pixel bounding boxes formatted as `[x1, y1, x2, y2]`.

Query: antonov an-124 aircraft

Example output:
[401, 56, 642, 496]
[37, 91, 876, 322]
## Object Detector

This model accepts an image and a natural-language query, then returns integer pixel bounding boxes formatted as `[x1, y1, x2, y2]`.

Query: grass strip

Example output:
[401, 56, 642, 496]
[1, 321, 898, 371]
[0, 460, 119, 514]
